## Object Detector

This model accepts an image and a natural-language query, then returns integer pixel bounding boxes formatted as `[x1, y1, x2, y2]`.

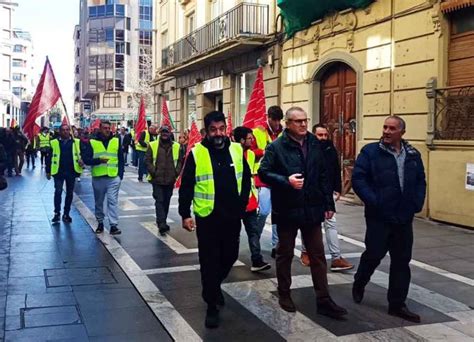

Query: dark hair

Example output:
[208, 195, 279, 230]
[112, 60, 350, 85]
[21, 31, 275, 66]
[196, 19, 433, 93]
[233, 126, 252, 142]
[203, 111, 226, 130]
[312, 123, 327, 134]
[100, 120, 111, 127]
[268, 106, 283, 121]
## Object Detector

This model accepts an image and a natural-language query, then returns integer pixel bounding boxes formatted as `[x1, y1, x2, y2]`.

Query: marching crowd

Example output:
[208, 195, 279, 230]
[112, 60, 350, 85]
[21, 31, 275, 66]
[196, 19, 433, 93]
[0, 106, 426, 330]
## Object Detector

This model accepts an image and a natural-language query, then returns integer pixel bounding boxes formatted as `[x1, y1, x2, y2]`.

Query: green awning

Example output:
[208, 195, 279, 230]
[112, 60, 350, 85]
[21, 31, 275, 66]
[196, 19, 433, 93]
[278, 0, 375, 38]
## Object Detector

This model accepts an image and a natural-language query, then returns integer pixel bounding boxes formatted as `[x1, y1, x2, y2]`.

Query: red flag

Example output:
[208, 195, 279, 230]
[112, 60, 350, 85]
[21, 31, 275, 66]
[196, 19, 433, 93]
[243, 67, 267, 129]
[23, 57, 62, 139]
[175, 120, 202, 188]
[134, 96, 147, 143]
[10, 118, 17, 128]
[32, 123, 41, 137]
[226, 112, 233, 137]
[61, 115, 69, 126]
[161, 98, 175, 129]
[90, 118, 101, 130]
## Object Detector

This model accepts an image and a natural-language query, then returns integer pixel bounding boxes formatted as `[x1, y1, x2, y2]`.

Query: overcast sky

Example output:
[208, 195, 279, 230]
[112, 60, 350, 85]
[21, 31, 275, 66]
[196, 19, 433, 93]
[13, 0, 79, 117]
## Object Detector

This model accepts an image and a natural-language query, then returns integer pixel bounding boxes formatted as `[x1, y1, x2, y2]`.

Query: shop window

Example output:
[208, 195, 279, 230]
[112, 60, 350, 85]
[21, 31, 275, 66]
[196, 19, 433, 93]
[103, 92, 121, 108]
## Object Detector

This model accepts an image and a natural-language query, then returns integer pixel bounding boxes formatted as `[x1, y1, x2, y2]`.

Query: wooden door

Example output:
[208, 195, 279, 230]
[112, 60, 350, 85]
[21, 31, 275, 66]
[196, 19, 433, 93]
[320, 63, 357, 195]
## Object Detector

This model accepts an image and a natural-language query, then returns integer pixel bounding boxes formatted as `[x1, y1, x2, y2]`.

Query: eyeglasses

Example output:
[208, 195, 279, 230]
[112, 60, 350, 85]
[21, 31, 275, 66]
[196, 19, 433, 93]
[288, 118, 310, 125]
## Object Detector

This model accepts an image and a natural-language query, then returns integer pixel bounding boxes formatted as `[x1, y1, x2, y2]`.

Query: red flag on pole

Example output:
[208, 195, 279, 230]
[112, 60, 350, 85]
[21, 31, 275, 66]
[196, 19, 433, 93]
[242, 67, 267, 129]
[22, 57, 62, 139]
[226, 112, 233, 137]
[134, 96, 147, 143]
[161, 98, 172, 128]
[61, 115, 69, 126]
[175, 120, 202, 188]
[90, 118, 101, 130]
[32, 122, 41, 137]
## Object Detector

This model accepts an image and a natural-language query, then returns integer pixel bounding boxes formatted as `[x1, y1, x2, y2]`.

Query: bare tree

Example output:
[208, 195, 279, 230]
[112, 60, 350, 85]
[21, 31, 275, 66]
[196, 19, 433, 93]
[128, 48, 154, 123]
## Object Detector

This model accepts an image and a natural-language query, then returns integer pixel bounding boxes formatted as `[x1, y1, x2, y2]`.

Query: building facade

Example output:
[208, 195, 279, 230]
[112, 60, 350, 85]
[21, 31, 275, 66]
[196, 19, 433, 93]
[0, 4, 23, 128]
[75, 0, 154, 128]
[11, 28, 35, 102]
[152, 0, 279, 131]
[279, 0, 473, 227]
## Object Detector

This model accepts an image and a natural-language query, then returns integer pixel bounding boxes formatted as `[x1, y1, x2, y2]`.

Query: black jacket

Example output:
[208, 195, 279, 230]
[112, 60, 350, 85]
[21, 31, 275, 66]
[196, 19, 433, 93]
[318, 140, 342, 194]
[352, 140, 426, 224]
[258, 130, 335, 225]
[118, 133, 132, 150]
[82, 133, 124, 179]
[178, 137, 251, 220]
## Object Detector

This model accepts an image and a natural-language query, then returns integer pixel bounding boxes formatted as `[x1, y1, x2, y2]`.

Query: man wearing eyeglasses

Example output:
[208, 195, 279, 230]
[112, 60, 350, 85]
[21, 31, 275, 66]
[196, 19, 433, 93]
[259, 106, 347, 319]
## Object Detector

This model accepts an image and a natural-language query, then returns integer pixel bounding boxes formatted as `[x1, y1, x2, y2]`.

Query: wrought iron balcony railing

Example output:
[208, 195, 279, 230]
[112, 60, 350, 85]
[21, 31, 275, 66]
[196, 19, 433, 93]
[434, 84, 474, 140]
[161, 2, 269, 69]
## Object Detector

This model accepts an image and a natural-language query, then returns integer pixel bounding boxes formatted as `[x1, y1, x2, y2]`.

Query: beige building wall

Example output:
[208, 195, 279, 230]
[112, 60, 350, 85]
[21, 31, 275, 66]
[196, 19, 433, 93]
[280, 0, 473, 227]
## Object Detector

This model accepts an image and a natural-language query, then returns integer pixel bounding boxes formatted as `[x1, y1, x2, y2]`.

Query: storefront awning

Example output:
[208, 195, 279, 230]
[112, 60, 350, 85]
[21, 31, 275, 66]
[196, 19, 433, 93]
[277, 0, 375, 38]
[441, 0, 474, 13]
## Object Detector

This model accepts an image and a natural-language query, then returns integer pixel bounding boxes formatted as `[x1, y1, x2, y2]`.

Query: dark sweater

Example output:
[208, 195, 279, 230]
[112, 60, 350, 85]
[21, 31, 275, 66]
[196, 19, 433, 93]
[178, 137, 251, 219]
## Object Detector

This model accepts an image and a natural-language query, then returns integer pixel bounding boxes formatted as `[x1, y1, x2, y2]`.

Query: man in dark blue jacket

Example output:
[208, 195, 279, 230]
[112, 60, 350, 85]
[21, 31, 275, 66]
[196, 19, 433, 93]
[352, 115, 426, 323]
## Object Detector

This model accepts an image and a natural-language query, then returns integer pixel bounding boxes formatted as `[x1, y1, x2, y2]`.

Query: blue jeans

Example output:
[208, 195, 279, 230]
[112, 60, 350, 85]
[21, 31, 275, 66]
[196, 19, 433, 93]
[137, 150, 147, 180]
[243, 210, 264, 264]
[257, 187, 278, 248]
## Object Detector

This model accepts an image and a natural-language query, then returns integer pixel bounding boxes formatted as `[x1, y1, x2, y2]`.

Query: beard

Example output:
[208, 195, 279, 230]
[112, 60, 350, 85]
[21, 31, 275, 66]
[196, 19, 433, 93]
[209, 135, 225, 148]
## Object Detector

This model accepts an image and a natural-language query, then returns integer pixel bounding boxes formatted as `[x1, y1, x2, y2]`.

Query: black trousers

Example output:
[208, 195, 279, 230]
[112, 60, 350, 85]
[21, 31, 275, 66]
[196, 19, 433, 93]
[196, 214, 241, 307]
[152, 184, 174, 229]
[354, 217, 413, 309]
[26, 151, 36, 167]
[40, 149, 50, 166]
[54, 175, 76, 215]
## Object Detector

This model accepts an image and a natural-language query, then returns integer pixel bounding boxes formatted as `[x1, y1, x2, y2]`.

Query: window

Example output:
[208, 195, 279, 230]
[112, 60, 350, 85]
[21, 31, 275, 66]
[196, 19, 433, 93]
[75, 82, 80, 91]
[115, 29, 124, 41]
[106, 4, 114, 16]
[116, 4, 125, 17]
[12, 73, 22, 81]
[115, 42, 125, 54]
[115, 79, 124, 91]
[236, 70, 257, 124]
[161, 30, 168, 47]
[75, 65, 80, 74]
[185, 86, 196, 128]
[187, 12, 195, 34]
[12, 59, 23, 67]
[448, 7, 474, 86]
[115, 54, 124, 68]
[126, 17, 131, 30]
[97, 5, 105, 17]
[103, 93, 121, 108]
[76, 48, 80, 57]
[140, 5, 152, 21]
[139, 31, 152, 45]
[211, 0, 223, 20]
[89, 6, 98, 18]
[12, 87, 21, 96]
[13, 45, 23, 52]
[105, 28, 114, 41]
[126, 42, 130, 55]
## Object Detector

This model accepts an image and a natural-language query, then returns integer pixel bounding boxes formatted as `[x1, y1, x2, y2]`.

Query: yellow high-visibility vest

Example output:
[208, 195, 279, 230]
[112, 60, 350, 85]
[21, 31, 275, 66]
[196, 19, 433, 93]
[135, 130, 150, 152]
[38, 133, 51, 148]
[147, 140, 180, 181]
[192, 142, 244, 217]
[90, 138, 119, 177]
[50, 138, 83, 175]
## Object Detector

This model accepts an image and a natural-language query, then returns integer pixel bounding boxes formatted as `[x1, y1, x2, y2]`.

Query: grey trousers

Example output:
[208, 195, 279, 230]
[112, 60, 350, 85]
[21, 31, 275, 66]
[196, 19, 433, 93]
[92, 176, 121, 226]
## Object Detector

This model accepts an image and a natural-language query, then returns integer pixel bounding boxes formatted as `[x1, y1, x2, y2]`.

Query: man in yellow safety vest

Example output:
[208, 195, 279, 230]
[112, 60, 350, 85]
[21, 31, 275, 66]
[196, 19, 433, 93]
[145, 125, 183, 235]
[38, 126, 52, 167]
[46, 124, 83, 224]
[83, 120, 124, 235]
[179, 111, 251, 329]
[136, 124, 158, 182]
[233, 126, 271, 273]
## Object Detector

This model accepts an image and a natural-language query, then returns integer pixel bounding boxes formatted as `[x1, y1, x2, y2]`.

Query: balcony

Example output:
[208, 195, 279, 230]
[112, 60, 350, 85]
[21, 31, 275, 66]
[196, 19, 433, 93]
[160, 2, 269, 76]
[433, 84, 474, 140]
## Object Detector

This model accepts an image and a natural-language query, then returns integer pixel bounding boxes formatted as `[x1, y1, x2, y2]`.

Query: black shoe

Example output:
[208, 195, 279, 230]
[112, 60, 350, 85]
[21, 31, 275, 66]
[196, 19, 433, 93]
[217, 291, 225, 307]
[388, 305, 421, 323]
[110, 225, 121, 235]
[205, 306, 219, 329]
[352, 283, 365, 304]
[52, 213, 60, 223]
[271, 248, 276, 259]
[251, 260, 271, 272]
[138, 178, 143, 182]
[95, 222, 104, 234]
[62, 214, 72, 223]
[278, 293, 296, 312]
[317, 297, 348, 319]
[158, 224, 170, 236]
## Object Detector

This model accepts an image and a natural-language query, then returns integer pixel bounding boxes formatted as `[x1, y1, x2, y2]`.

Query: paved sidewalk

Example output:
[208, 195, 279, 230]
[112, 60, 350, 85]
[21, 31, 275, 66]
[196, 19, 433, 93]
[1, 166, 473, 341]
[0, 168, 172, 341]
